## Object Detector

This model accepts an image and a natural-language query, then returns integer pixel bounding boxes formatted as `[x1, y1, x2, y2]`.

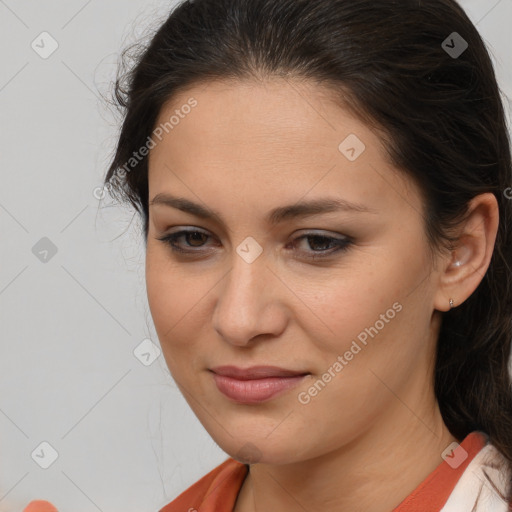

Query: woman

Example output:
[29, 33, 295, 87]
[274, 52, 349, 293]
[25, 0, 512, 510]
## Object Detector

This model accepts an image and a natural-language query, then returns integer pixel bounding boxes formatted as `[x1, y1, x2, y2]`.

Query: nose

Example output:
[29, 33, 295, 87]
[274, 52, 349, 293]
[212, 250, 287, 347]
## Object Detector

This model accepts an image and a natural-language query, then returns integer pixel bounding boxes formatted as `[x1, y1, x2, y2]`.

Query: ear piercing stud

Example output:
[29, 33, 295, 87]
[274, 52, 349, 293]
[449, 298, 455, 309]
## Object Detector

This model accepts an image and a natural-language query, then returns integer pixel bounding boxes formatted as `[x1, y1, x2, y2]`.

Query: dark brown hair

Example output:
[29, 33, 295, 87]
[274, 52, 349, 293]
[104, 0, 512, 502]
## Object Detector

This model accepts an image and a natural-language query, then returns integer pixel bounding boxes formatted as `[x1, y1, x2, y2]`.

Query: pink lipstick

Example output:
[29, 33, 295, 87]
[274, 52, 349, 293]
[210, 365, 310, 404]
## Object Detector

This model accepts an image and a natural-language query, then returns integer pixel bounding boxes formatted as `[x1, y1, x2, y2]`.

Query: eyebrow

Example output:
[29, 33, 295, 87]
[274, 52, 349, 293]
[149, 193, 379, 226]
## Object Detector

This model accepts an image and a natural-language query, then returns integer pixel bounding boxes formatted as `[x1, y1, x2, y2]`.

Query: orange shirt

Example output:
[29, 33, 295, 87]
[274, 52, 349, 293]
[159, 431, 487, 512]
[23, 501, 58, 512]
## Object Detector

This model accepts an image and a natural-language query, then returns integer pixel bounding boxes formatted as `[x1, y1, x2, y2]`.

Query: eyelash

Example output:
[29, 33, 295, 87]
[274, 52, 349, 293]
[156, 229, 352, 260]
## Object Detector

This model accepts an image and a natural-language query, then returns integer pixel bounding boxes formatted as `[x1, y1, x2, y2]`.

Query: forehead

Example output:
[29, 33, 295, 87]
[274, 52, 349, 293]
[153, 78, 375, 152]
[147, 78, 421, 219]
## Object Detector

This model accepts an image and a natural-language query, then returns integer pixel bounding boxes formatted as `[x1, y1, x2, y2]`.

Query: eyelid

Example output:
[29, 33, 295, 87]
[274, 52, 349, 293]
[156, 227, 353, 260]
[160, 227, 348, 244]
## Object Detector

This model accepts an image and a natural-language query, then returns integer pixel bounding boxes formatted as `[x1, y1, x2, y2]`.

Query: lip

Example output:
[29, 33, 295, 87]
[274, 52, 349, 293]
[210, 365, 310, 379]
[209, 366, 310, 404]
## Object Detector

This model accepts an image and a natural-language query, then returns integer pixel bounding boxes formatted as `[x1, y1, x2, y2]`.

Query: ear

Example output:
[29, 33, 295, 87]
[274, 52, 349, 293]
[433, 193, 499, 312]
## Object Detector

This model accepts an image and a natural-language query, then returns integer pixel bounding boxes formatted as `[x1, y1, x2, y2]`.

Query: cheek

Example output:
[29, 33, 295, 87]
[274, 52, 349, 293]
[145, 246, 216, 370]
[145, 248, 195, 347]
[146, 254, 173, 331]
[146, 245, 196, 326]
[300, 251, 423, 379]
[298, 270, 396, 350]
[146, 265, 195, 381]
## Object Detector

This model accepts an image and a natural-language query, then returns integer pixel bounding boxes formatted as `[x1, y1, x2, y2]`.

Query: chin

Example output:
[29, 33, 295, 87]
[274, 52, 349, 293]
[213, 434, 306, 466]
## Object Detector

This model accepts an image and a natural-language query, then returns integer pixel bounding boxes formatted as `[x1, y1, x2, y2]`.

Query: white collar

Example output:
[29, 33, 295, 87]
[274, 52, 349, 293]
[441, 442, 511, 511]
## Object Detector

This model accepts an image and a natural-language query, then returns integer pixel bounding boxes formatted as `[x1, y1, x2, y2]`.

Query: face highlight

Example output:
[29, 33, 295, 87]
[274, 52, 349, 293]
[145, 78, 443, 465]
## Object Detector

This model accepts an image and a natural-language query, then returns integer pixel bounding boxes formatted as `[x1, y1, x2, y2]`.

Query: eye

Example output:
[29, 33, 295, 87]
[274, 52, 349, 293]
[156, 229, 215, 254]
[289, 233, 352, 260]
[156, 229, 353, 260]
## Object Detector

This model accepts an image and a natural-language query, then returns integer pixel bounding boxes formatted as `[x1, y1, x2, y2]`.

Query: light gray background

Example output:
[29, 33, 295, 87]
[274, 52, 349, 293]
[0, 1, 511, 511]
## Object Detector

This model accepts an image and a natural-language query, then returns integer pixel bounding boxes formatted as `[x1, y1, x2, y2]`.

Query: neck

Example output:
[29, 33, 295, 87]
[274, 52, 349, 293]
[234, 393, 457, 512]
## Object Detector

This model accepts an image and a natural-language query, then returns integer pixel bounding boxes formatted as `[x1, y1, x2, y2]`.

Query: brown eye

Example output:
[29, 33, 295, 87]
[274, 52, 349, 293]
[290, 233, 352, 260]
[186, 231, 209, 247]
[156, 229, 216, 254]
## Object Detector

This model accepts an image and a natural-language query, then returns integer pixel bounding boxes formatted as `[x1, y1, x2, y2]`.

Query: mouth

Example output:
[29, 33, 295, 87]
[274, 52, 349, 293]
[209, 365, 310, 404]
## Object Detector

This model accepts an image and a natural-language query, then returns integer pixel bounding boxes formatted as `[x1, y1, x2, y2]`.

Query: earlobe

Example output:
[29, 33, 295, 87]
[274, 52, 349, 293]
[433, 240, 479, 312]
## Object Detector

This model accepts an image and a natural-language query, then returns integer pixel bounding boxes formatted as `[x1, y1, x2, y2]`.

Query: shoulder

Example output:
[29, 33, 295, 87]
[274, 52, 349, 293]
[441, 438, 511, 512]
[159, 457, 249, 512]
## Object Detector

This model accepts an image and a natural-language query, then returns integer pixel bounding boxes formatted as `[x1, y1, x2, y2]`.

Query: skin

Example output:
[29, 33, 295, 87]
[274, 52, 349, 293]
[145, 78, 499, 512]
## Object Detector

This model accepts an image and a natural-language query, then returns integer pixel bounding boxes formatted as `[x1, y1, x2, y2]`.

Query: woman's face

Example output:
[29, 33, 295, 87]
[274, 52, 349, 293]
[146, 79, 445, 465]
